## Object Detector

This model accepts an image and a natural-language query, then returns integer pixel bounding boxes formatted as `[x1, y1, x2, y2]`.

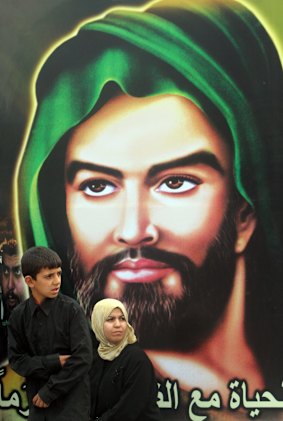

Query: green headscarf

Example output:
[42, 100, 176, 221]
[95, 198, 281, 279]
[16, 0, 283, 263]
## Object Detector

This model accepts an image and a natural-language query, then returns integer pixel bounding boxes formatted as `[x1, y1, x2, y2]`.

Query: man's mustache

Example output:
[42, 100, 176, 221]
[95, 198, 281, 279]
[71, 245, 197, 319]
[4, 289, 20, 310]
[5, 290, 19, 300]
[84, 246, 197, 279]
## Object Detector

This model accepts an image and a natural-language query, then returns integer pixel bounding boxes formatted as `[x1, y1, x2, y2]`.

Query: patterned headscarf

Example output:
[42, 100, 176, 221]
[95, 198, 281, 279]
[91, 298, 137, 361]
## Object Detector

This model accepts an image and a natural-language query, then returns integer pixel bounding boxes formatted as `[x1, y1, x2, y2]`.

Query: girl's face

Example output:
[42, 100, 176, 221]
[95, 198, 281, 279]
[103, 307, 127, 344]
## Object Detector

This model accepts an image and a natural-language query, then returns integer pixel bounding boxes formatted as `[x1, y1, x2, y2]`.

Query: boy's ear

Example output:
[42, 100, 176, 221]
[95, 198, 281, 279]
[25, 275, 35, 289]
[234, 200, 257, 254]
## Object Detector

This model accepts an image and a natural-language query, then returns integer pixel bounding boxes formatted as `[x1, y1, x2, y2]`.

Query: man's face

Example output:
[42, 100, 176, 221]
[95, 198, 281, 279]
[65, 94, 237, 348]
[1, 254, 25, 311]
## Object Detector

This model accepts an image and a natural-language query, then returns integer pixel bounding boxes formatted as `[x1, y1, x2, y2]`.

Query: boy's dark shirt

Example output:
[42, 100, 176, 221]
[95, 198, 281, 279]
[8, 293, 92, 421]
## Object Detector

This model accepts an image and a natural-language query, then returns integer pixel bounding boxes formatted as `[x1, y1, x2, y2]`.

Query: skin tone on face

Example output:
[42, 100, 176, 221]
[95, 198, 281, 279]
[25, 267, 62, 304]
[65, 94, 235, 298]
[2, 254, 25, 308]
[103, 307, 127, 345]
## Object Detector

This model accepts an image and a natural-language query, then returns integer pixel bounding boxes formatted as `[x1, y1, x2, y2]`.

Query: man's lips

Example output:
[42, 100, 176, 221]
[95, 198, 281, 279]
[110, 258, 174, 283]
[7, 298, 18, 306]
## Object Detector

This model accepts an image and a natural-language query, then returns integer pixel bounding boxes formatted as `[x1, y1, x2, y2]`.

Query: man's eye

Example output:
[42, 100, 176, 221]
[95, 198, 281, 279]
[80, 179, 117, 197]
[3, 267, 9, 276]
[156, 176, 200, 194]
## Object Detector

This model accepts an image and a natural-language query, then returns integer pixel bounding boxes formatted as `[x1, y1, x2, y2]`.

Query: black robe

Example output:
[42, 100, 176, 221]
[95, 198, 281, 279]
[8, 294, 92, 421]
[90, 342, 161, 421]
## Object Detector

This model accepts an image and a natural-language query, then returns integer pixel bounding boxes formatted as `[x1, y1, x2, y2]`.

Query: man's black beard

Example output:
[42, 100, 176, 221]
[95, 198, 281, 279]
[4, 290, 21, 316]
[70, 209, 237, 351]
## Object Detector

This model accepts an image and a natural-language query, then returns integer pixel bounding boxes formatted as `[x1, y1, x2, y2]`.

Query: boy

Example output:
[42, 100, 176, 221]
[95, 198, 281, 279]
[8, 246, 93, 420]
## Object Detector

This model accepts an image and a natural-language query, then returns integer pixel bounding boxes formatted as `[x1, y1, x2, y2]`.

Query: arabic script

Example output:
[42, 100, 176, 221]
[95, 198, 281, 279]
[0, 367, 29, 418]
[188, 378, 283, 420]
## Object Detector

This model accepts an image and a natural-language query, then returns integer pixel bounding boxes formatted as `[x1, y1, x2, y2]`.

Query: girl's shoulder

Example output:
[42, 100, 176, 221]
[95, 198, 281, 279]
[122, 342, 151, 365]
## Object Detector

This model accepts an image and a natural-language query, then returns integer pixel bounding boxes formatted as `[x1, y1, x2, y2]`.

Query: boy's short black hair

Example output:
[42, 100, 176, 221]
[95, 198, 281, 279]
[21, 246, 62, 279]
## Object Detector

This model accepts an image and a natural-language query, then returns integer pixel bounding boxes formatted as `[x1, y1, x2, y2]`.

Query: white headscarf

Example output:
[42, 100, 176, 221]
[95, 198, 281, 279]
[91, 298, 137, 361]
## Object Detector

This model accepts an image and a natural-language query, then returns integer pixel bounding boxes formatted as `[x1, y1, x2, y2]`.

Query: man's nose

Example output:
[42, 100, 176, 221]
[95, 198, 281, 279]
[8, 272, 15, 290]
[113, 189, 159, 247]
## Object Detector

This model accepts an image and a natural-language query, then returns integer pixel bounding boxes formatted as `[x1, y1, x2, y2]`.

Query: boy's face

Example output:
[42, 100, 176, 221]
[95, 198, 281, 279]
[26, 267, 62, 304]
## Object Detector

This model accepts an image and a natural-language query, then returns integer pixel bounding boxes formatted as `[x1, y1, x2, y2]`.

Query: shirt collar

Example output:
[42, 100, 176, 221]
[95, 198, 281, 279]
[29, 295, 57, 316]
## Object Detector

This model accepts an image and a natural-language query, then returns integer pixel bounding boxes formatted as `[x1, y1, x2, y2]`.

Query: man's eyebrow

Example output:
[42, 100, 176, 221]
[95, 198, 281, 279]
[148, 151, 225, 178]
[66, 161, 123, 183]
[66, 152, 225, 183]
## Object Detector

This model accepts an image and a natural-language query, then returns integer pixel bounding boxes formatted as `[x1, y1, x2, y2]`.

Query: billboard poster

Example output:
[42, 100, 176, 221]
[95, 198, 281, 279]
[1, 0, 283, 419]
